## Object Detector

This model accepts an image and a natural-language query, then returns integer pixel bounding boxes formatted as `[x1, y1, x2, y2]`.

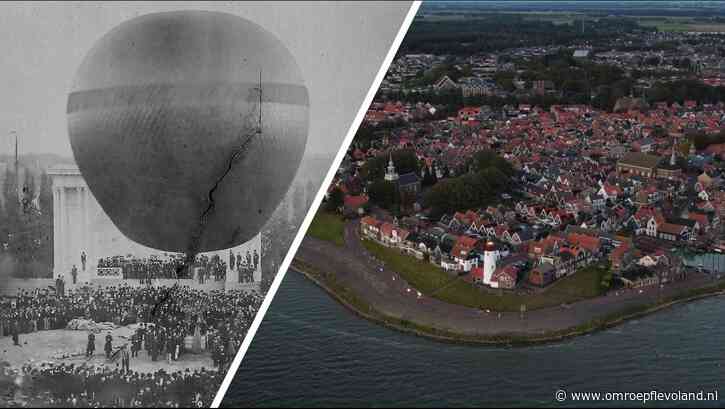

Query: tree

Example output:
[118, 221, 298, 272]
[3, 169, 18, 223]
[368, 180, 398, 210]
[493, 71, 516, 92]
[39, 171, 52, 216]
[424, 151, 515, 218]
[326, 187, 344, 212]
[691, 130, 725, 150]
[421, 165, 438, 187]
[643, 55, 661, 66]
[469, 150, 515, 177]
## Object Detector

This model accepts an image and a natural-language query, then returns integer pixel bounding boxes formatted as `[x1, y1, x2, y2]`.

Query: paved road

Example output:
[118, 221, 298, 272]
[294, 219, 723, 337]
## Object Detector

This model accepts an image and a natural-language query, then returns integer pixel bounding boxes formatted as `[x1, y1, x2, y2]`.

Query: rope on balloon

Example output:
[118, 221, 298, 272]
[151, 77, 263, 318]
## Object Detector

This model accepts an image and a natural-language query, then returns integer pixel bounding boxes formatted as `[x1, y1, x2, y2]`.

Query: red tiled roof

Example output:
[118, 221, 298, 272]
[380, 222, 395, 237]
[610, 242, 630, 261]
[658, 223, 686, 236]
[688, 213, 709, 227]
[567, 233, 601, 253]
[344, 195, 369, 209]
[360, 216, 381, 228]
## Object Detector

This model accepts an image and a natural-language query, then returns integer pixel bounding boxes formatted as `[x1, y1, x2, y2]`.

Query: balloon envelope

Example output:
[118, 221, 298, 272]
[67, 11, 309, 253]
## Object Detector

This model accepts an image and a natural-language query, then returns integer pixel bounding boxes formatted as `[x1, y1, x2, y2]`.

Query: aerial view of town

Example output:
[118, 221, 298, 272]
[296, 1, 725, 344]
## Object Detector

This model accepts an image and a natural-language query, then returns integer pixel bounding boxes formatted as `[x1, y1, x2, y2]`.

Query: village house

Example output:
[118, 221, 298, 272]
[349, 68, 725, 301]
[528, 262, 556, 287]
[451, 235, 479, 272]
[343, 194, 369, 217]
[617, 152, 661, 178]
[360, 216, 382, 240]
[380, 222, 410, 248]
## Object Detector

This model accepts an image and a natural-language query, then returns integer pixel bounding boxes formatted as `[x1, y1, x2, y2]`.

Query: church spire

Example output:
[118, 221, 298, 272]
[384, 151, 398, 182]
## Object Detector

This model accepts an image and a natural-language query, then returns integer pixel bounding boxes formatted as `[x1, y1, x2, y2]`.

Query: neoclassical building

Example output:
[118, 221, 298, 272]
[47, 164, 261, 289]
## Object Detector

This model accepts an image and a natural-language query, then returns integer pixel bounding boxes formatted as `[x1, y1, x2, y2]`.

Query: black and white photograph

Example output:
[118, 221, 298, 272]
[0, 2, 412, 407]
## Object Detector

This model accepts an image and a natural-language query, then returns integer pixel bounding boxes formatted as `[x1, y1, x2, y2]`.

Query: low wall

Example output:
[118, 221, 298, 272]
[2, 279, 56, 296]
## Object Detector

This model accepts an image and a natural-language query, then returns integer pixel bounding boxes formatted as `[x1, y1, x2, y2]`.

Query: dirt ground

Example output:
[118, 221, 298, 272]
[0, 324, 213, 373]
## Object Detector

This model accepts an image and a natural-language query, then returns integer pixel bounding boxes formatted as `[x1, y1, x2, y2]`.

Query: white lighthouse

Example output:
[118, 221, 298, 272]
[482, 241, 498, 286]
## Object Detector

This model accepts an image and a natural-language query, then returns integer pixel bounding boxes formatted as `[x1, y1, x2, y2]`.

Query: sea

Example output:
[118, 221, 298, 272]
[223, 261, 724, 408]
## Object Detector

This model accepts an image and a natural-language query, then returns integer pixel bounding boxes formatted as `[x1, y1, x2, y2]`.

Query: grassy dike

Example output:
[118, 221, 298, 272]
[306, 212, 345, 246]
[361, 238, 610, 312]
[291, 257, 725, 346]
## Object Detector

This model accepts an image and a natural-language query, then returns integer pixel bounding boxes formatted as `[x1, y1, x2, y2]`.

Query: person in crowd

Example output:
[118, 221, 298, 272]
[150, 334, 158, 362]
[130, 331, 139, 358]
[86, 331, 95, 357]
[71, 265, 78, 285]
[0, 282, 264, 406]
[55, 275, 64, 296]
[4, 363, 222, 407]
[165, 332, 174, 365]
[120, 344, 131, 374]
[12, 319, 20, 346]
[94, 253, 228, 281]
[104, 332, 113, 359]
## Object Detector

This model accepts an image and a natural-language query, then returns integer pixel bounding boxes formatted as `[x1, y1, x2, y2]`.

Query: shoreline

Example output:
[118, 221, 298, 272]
[292, 258, 725, 346]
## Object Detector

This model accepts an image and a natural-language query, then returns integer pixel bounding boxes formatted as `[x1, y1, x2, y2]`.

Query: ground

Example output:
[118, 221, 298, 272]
[0, 324, 213, 373]
[307, 211, 345, 246]
[362, 237, 609, 312]
[293, 218, 724, 339]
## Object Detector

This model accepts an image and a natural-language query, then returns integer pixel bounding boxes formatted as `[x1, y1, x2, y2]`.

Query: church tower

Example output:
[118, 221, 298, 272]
[384, 152, 399, 182]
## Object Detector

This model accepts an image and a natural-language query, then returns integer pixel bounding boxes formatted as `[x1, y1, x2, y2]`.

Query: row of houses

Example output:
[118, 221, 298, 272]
[359, 211, 607, 289]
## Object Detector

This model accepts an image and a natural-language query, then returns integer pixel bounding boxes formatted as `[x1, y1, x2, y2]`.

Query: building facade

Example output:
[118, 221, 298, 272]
[48, 164, 261, 289]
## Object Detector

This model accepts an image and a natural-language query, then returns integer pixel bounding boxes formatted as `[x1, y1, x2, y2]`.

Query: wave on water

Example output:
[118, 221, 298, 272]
[228, 272, 725, 408]
[269, 311, 422, 351]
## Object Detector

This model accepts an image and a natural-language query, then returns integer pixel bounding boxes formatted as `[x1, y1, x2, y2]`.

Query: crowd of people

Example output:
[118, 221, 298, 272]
[96, 254, 228, 283]
[228, 249, 260, 284]
[0, 284, 264, 406]
[2, 363, 219, 407]
[89, 248, 261, 285]
[1, 284, 262, 356]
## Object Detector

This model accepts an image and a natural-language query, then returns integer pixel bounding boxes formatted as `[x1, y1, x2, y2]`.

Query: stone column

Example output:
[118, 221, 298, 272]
[53, 188, 60, 278]
[58, 187, 66, 280]
[79, 187, 88, 283]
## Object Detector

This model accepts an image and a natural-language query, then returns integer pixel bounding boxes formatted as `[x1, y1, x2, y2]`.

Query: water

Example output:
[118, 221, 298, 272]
[224, 271, 724, 407]
[684, 253, 725, 274]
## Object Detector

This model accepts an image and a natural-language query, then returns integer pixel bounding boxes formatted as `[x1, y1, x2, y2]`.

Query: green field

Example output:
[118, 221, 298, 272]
[362, 239, 610, 312]
[307, 211, 345, 246]
[422, 10, 725, 33]
[637, 18, 725, 33]
[519, 13, 725, 32]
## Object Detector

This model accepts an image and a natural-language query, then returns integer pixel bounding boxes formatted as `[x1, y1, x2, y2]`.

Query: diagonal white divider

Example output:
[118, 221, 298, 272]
[210, 2, 421, 407]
